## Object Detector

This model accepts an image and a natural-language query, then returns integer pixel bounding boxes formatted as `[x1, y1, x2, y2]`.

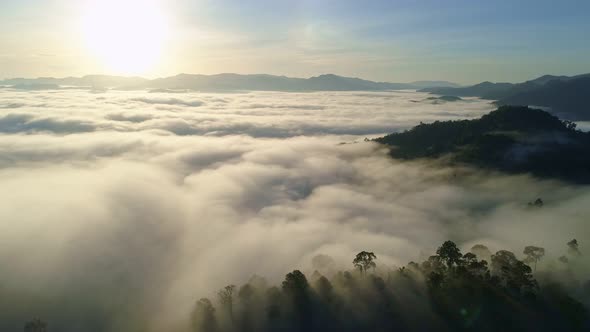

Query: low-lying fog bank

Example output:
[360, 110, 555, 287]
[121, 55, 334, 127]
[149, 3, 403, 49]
[0, 89, 587, 331]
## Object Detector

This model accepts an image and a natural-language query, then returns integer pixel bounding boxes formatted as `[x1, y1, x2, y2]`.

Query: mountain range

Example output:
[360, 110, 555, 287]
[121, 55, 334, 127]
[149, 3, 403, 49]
[4, 72, 589, 120]
[0, 74, 459, 92]
[421, 74, 590, 120]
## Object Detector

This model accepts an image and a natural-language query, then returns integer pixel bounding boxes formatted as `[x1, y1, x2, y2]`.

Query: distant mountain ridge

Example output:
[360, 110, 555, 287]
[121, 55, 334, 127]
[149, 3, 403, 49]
[420, 73, 590, 120]
[0, 74, 458, 92]
[376, 106, 590, 183]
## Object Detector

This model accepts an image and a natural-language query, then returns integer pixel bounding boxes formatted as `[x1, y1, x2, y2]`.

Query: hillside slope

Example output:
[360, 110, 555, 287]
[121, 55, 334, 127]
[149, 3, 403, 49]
[376, 106, 590, 183]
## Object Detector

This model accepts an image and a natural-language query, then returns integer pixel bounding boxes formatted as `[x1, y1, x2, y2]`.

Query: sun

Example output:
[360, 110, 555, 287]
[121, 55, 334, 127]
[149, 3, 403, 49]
[81, 0, 169, 76]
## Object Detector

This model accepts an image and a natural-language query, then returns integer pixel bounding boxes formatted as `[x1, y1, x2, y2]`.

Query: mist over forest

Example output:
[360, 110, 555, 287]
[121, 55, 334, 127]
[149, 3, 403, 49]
[0, 87, 588, 331]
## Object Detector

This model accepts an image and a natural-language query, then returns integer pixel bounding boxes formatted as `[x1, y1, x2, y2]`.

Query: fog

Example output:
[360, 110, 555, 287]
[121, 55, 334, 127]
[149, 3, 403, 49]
[0, 89, 587, 331]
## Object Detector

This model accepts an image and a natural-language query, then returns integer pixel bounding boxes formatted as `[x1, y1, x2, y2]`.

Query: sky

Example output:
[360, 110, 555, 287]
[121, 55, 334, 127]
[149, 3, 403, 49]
[0, 0, 589, 84]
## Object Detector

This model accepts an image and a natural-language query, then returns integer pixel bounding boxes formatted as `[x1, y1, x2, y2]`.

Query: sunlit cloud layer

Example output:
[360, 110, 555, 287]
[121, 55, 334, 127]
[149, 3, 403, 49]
[0, 89, 587, 331]
[0, 89, 492, 137]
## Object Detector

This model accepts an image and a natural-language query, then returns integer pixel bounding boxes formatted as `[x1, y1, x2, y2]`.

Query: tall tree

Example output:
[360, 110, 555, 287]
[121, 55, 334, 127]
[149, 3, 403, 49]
[436, 241, 462, 268]
[353, 251, 377, 276]
[218, 284, 236, 324]
[191, 298, 218, 332]
[523, 246, 545, 271]
[282, 270, 312, 331]
[463, 252, 489, 277]
[491, 250, 537, 293]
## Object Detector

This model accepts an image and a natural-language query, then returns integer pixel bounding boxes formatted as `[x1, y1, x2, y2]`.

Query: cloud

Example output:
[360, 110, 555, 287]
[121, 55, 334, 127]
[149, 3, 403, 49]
[131, 97, 205, 107]
[0, 88, 587, 331]
[0, 89, 495, 138]
[244, 103, 326, 110]
[106, 113, 154, 123]
[0, 113, 96, 134]
[0, 102, 25, 109]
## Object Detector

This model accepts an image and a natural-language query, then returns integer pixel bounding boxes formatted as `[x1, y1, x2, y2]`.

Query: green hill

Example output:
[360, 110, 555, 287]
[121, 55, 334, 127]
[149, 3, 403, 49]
[375, 106, 590, 183]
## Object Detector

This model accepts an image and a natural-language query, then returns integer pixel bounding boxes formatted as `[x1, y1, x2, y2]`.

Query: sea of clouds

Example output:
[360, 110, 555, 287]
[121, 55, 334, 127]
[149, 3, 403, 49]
[0, 88, 588, 331]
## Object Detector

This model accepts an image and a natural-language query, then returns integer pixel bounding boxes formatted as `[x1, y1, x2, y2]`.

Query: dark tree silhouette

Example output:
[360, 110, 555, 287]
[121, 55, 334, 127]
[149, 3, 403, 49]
[282, 270, 309, 295]
[282, 270, 312, 331]
[528, 198, 544, 207]
[568, 239, 581, 256]
[491, 250, 537, 293]
[237, 284, 255, 332]
[463, 252, 489, 277]
[189, 240, 590, 332]
[315, 275, 334, 302]
[353, 251, 377, 276]
[436, 241, 462, 268]
[218, 285, 236, 323]
[24, 319, 47, 332]
[265, 287, 282, 323]
[422, 255, 445, 275]
[523, 246, 545, 271]
[191, 298, 218, 332]
[238, 284, 254, 303]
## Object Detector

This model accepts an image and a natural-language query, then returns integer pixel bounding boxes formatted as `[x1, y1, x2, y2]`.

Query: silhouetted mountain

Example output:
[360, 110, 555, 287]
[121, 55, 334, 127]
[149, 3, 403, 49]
[420, 81, 515, 98]
[0, 74, 458, 92]
[376, 106, 590, 183]
[1, 75, 149, 89]
[410, 80, 462, 88]
[496, 77, 590, 120]
[426, 95, 462, 102]
[420, 74, 590, 120]
[10, 83, 61, 90]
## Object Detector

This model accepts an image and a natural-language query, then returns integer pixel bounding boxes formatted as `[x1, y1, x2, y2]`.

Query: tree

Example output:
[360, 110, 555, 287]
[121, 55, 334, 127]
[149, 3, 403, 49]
[314, 275, 334, 303]
[528, 198, 544, 208]
[567, 239, 581, 256]
[237, 284, 255, 332]
[218, 284, 236, 323]
[282, 270, 312, 330]
[238, 284, 254, 303]
[563, 120, 578, 131]
[422, 255, 445, 275]
[192, 298, 218, 332]
[462, 252, 489, 277]
[491, 250, 536, 293]
[523, 246, 545, 271]
[470, 244, 492, 261]
[436, 241, 462, 268]
[353, 251, 377, 276]
[24, 319, 47, 332]
[282, 270, 309, 296]
[427, 271, 444, 289]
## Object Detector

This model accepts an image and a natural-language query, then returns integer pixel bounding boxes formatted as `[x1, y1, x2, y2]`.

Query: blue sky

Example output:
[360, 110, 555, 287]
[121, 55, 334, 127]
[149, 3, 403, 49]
[1, 0, 589, 83]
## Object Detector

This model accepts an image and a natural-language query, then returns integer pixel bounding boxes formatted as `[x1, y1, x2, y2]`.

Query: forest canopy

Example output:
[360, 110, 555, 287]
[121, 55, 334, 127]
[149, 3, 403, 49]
[375, 106, 590, 183]
[183, 240, 589, 332]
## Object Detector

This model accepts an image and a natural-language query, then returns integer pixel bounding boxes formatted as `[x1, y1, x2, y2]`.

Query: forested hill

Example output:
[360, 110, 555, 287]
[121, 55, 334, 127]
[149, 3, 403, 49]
[185, 240, 589, 332]
[375, 106, 590, 183]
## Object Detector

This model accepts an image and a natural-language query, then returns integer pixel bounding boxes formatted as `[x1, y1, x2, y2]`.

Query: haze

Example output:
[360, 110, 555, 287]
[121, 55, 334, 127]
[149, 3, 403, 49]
[1, 1, 589, 331]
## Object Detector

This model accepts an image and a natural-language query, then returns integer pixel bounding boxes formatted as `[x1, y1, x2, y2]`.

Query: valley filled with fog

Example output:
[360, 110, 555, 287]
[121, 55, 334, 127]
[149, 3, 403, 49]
[1, 89, 588, 330]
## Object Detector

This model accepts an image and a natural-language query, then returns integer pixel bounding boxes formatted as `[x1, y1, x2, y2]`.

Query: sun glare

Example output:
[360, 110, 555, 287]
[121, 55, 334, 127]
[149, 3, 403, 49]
[81, 0, 169, 76]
